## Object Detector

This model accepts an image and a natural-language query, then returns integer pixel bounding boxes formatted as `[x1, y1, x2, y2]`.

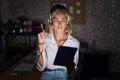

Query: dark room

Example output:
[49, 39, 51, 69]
[0, 0, 120, 80]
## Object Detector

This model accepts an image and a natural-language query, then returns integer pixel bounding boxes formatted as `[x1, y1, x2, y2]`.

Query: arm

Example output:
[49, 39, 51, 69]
[35, 24, 47, 71]
[37, 44, 44, 68]
[36, 44, 47, 71]
[69, 41, 80, 77]
[74, 42, 80, 69]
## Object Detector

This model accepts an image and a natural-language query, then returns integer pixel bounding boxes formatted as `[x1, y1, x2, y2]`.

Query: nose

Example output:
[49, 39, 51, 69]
[58, 21, 62, 25]
[58, 20, 62, 24]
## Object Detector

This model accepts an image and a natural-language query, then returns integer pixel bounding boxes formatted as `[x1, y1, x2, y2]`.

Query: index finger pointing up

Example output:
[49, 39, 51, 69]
[41, 24, 44, 31]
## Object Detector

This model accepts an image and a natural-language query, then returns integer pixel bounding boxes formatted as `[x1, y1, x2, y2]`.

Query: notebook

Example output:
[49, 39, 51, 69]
[53, 46, 77, 66]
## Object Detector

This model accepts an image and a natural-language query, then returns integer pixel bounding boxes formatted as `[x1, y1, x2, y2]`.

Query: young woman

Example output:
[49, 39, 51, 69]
[36, 4, 80, 80]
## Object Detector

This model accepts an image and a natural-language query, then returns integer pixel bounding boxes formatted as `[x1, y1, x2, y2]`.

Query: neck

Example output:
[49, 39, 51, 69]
[53, 30, 67, 41]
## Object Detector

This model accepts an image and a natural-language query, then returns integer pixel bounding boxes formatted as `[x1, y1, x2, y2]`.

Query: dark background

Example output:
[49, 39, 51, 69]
[0, 0, 120, 79]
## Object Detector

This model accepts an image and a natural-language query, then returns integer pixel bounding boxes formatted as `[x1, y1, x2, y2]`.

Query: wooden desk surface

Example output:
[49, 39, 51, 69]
[0, 50, 41, 80]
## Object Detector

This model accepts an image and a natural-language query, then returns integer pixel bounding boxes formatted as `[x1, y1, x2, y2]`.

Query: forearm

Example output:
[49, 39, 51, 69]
[37, 53, 43, 68]
[37, 44, 44, 67]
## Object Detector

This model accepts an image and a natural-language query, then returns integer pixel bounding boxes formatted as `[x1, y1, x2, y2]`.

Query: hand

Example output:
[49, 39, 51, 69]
[63, 58, 75, 75]
[37, 24, 47, 44]
[37, 24, 47, 53]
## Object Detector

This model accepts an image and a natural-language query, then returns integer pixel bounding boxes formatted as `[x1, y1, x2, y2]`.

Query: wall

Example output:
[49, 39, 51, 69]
[1, 0, 50, 25]
[86, 0, 120, 72]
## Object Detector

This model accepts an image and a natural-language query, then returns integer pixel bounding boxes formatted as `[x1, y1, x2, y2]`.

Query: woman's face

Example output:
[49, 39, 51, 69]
[52, 12, 68, 32]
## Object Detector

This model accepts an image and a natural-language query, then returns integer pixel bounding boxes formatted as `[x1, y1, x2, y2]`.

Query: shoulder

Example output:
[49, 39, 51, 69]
[67, 35, 80, 47]
[69, 35, 80, 44]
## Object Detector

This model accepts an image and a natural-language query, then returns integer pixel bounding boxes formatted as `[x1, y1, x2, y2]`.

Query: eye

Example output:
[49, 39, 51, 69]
[53, 19, 58, 22]
[53, 19, 67, 24]
[62, 19, 67, 22]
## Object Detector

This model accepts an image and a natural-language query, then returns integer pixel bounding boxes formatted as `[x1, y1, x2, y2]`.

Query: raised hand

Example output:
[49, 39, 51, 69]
[37, 24, 47, 53]
[38, 24, 46, 43]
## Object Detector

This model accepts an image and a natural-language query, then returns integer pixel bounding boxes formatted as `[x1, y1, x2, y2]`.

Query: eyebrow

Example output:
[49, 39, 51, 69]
[53, 18, 67, 20]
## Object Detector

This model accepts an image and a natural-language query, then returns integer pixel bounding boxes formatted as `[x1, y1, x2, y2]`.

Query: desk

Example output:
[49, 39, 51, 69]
[0, 50, 41, 80]
[6, 33, 37, 60]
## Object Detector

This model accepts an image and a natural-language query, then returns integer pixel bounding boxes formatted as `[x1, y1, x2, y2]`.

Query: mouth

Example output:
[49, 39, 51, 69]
[57, 26, 63, 29]
[57, 27, 63, 29]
